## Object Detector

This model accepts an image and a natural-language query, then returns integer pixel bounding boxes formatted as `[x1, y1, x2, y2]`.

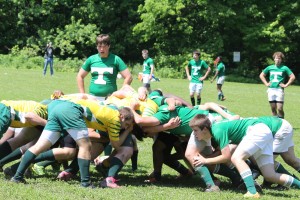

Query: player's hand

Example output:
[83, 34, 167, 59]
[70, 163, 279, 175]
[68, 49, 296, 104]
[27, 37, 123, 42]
[279, 83, 287, 88]
[193, 154, 207, 167]
[166, 117, 181, 129]
[199, 77, 205, 81]
[187, 76, 191, 81]
[130, 100, 140, 110]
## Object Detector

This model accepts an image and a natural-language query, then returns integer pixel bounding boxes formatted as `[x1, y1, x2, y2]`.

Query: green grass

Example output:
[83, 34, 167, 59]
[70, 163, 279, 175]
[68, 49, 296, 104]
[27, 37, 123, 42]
[1, 68, 300, 199]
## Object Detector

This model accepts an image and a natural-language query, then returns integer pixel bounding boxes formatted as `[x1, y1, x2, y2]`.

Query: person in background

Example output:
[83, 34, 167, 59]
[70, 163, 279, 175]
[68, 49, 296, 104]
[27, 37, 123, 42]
[141, 49, 155, 93]
[43, 42, 54, 76]
[259, 52, 295, 118]
[211, 56, 226, 101]
[185, 50, 211, 106]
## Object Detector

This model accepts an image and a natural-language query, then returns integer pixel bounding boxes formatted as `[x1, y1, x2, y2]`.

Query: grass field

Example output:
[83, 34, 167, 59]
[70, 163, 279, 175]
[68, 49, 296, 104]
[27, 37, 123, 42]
[0, 68, 300, 199]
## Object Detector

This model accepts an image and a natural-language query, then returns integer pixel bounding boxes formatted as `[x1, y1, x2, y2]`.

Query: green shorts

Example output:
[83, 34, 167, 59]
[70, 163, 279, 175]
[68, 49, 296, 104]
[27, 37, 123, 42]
[45, 100, 86, 131]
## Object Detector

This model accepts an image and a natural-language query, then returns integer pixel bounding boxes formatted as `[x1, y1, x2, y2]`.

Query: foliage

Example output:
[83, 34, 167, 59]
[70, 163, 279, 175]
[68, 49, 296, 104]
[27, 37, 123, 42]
[0, 0, 299, 80]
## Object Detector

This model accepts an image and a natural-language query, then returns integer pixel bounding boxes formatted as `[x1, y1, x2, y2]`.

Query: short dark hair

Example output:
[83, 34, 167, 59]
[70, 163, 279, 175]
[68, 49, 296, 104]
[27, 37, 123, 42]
[96, 34, 110, 46]
[193, 50, 200, 56]
[189, 114, 211, 131]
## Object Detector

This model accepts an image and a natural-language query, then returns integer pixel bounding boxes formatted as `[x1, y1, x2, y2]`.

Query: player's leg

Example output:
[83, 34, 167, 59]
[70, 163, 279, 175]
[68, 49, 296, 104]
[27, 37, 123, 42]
[49, 58, 54, 76]
[11, 130, 59, 183]
[196, 83, 203, 105]
[276, 102, 284, 118]
[43, 58, 48, 75]
[189, 83, 196, 106]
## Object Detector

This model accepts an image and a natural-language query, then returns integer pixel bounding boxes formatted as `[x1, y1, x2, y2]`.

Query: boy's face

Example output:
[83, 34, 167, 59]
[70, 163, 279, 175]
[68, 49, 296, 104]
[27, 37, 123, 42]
[97, 43, 110, 58]
[274, 55, 282, 66]
[193, 53, 200, 60]
[191, 126, 211, 141]
[120, 117, 133, 130]
[142, 52, 148, 59]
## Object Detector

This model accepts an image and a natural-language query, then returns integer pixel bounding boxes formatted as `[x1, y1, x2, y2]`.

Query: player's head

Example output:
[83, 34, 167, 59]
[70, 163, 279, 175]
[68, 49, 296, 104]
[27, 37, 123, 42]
[193, 50, 200, 59]
[0, 103, 11, 137]
[96, 34, 110, 47]
[142, 49, 149, 59]
[189, 114, 212, 141]
[119, 107, 134, 129]
[273, 52, 284, 66]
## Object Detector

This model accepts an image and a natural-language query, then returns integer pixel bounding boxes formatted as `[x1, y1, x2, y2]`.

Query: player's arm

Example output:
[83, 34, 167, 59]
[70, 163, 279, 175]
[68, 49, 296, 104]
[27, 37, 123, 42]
[143, 117, 181, 137]
[24, 112, 47, 126]
[193, 144, 231, 166]
[129, 101, 160, 126]
[280, 73, 295, 88]
[77, 68, 89, 93]
[164, 93, 193, 108]
[120, 68, 133, 86]
[110, 125, 133, 151]
[210, 69, 219, 83]
[200, 66, 211, 81]
[259, 72, 270, 87]
[199, 102, 239, 120]
[185, 66, 191, 81]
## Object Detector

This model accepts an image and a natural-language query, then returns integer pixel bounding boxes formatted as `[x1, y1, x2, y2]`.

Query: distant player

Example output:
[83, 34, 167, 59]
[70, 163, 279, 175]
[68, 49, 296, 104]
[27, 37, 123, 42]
[185, 50, 211, 106]
[259, 52, 295, 118]
[211, 56, 226, 101]
[141, 49, 155, 93]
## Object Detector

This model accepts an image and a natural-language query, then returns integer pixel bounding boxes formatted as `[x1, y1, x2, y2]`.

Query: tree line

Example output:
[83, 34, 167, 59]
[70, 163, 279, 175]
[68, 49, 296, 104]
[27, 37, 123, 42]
[1, 0, 299, 80]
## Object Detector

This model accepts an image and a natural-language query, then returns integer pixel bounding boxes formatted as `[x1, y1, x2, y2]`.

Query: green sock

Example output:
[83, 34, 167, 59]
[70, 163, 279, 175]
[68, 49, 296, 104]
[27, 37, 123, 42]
[275, 162, 293, 176]
[0, 148, 22, 166]
[108, 157, 124, 177]
[195, 165, 215, 187]
[65, 158, 79, 174]
[33, 150, 56, 163]
[14, 151, 36, 180]
[291, 177, 300, 188]
[0, 141, 13, 160]
[104, 144, 112, 156]
[78, 158, 90, 186]
[241, 169, 256, 194]
[36, 160, 57, 168]
[215, 164, 241, 184]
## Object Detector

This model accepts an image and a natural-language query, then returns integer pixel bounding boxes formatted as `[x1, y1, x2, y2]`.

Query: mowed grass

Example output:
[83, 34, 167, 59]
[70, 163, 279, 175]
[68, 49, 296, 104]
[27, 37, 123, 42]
[0, 67, 300, 200]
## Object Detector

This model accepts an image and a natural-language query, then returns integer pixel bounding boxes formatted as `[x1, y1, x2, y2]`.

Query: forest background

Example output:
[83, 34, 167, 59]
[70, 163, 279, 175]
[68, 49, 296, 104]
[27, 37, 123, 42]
[0, 0, 299, 83]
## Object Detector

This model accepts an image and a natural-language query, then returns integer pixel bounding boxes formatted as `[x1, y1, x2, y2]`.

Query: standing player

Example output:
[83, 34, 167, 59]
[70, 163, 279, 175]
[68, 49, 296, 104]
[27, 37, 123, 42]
[211, 56, 226, 101]
[77, 34, 133, 101]
[185, 50, 211, 106]
[141, 49, 155, 93]
[259, 52, 295, 118]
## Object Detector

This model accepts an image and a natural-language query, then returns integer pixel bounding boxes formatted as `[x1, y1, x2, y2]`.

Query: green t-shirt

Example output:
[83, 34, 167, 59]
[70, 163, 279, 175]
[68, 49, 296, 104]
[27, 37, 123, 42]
[217, 62, 225, 77]
[211, 118, 261, 150]
[257, 116, 282, 136]
[143, 57, 154, 75]
[81, 53, 128, 97]
[187, 59, 209, 83]
[262, 65, 293, 89]
[153, 105, 208, 136]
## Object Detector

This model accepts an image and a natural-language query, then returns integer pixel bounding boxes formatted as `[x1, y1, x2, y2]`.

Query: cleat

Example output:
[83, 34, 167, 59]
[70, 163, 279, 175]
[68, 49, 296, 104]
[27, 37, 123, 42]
[205, 185, 220, 192]
[144, 177, 158, 183]
[238, 180, 263, 194]
[100, 177, 120, 188]
[57, 171, 74, 181]
[243, 191, 260, 198]
[32, 164, 46, 176]
[221, 97, 226, 101]
[10, 177, 27, 184]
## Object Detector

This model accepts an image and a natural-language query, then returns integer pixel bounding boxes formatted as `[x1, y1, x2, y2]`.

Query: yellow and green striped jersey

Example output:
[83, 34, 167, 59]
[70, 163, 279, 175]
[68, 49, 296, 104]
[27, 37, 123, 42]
[72, 99, 122, 142]
[1, 100, 47, 127]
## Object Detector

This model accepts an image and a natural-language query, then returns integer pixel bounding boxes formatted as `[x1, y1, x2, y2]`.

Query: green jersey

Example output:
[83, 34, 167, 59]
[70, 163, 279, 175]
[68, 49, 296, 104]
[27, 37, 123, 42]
[216, 62, 225, 77]
[257, 116, 282, 136]
[143, 57, 154, 75]
[81, 53, 128, 97]
[212, 118, 261, 150]
[153, 105, 208, 136]
[187, 59, 209, 83]
[262, 65, 293, 89]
